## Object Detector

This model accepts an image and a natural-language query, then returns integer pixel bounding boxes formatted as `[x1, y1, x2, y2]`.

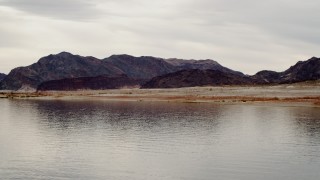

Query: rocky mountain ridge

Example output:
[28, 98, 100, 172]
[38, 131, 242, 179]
[0, 52, 319, 90]
[0, 52, 238, 90]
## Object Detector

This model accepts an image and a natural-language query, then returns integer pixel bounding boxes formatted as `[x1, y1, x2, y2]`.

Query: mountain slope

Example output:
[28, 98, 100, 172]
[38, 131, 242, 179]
[142, 69, 252, 88]
[0, 73, 5, 81]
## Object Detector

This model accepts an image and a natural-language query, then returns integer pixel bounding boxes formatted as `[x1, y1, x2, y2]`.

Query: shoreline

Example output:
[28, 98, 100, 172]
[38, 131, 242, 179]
[1, 84, 320, 107]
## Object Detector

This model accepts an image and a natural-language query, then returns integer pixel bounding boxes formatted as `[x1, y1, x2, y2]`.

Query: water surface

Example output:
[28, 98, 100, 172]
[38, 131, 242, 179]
[0, 99, 320, 180]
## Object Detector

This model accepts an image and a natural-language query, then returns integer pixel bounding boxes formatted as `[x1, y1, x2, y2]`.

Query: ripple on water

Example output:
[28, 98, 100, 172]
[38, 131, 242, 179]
[0, 99, 320, 180]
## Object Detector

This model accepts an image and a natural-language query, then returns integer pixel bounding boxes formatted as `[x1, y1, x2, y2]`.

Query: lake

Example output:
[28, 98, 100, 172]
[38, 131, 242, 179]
[0, 99, 320, 180]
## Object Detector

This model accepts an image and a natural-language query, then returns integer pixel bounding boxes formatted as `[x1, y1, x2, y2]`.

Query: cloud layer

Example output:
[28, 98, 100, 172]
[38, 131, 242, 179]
[0, 0, 103, 20]
[0, 0, 319, 74]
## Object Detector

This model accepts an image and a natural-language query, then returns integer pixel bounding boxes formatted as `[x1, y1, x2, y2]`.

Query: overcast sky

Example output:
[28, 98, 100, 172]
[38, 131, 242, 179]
[0, 0, 319, 74]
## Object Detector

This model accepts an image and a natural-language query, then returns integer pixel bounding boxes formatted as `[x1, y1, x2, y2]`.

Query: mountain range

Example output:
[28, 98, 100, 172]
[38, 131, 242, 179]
[0, 52, 240, 90]
[0, 52, 319, 90]
[143, 57, 320, 88]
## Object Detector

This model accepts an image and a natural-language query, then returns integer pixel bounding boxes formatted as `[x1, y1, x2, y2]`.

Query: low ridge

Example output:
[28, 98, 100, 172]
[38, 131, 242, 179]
[142, 69, 252, 88]
[37, 74, 143, 91]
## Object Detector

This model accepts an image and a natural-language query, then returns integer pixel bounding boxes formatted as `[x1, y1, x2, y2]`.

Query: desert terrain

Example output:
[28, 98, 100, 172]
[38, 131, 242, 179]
[1, 81, 319, 107]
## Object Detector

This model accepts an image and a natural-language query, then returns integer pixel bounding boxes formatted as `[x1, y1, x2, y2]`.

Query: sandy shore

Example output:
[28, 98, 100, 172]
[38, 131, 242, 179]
[1, 82, 320, 106]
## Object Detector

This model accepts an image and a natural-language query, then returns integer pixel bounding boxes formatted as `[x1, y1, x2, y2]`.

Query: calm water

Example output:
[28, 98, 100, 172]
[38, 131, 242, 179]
[0, 99, 320, 180]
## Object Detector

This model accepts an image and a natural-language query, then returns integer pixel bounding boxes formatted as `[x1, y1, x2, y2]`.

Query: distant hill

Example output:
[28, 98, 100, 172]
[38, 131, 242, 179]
[37, 74, 142, 91]
[0, 73, 5, 81]
[252, 57, 320, 84]
[0, 52, 237, 90]
[142, 69, 252, 88]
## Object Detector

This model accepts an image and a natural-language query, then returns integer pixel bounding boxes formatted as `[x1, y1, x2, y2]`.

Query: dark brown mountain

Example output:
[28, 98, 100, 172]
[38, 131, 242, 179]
[0, 52, 238, 90]
[37, 74, 142, 91]
[0, 52, 123, 90]
[142, 69, 252, 89]
[0, 73, 5, 81]
[104, 55, 241, 79]
[252, 57, 320, 84]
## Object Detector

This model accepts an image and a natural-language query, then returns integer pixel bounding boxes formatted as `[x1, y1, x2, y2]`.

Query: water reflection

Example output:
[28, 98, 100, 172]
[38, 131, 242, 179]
[32, 100, 224, 135]
[293, 108, 320, 137]
[0, 99, 320, 180]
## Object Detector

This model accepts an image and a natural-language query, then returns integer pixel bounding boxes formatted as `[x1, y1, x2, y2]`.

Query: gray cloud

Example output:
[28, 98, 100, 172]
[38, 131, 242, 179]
[0, 0, 319, 74]
[0, 0, 103, 20]
[181, 0, 320, 44]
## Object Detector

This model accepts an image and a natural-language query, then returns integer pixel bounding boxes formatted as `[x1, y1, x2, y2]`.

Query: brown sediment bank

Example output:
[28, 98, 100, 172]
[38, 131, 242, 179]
[1, 84, 320, 106]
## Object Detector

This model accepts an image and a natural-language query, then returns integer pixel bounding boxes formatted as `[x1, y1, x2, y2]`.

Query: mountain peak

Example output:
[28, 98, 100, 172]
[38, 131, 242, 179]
[56, 51, 73, 56]
[108, 54, 135, 60]
[107, 54, 164, 61]
[309, 56, 319, 60]
[296, 57, 319, 65]
[39, 52, 76, 62]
